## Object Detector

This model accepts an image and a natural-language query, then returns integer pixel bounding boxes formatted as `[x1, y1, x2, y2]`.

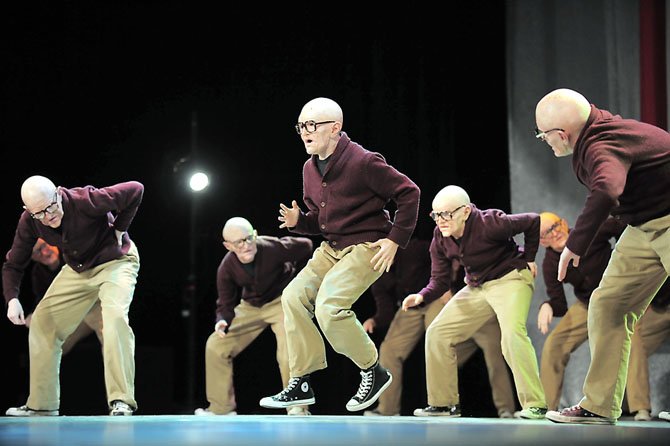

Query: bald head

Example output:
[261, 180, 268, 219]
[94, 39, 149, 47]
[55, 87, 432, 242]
[535, 88, 591, 136]
[432, 185, 470, 211]
[539, 211, 568, 250]
[222, 217, 254, 241]
[21, 175, 56, 208]
[299, 97, 344, 126]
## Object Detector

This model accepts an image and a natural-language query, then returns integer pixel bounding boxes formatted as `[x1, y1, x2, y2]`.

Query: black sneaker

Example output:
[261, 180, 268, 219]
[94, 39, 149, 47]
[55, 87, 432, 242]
[345, 363, 393, 412]
[259, 376, 315, 409]
[413, 405, 461, 417]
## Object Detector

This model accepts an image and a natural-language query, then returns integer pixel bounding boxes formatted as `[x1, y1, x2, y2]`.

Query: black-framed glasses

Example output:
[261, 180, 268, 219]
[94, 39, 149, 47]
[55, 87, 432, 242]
[430, 205, 466, 222]
[540, 221, 560, 239]
[223, 234, 257, 249]
[26, 193, 59, 220]
[534, 127, 564, 141]
[295, 120, 336, 134]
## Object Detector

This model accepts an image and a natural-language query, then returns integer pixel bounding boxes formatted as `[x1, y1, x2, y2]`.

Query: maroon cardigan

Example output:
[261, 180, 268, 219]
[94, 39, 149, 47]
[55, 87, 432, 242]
[291, 132, 420, 249]
[542, 217, 625, 316]
[215, 235, 313, 327]
[3, 182, 143, 304]
[568, 105, 670, 256]
[419, 205, 540, 298]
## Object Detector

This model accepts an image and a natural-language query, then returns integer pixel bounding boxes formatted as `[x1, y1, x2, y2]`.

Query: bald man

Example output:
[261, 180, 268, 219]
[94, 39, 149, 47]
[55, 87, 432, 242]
[195, 217, 313, 416]
[260, 97, 420, 413]
[3, 176, 143, 416]
[407, 185, 546, 418]
[363, 237, 516, 418]
[535, 88, 670, 424]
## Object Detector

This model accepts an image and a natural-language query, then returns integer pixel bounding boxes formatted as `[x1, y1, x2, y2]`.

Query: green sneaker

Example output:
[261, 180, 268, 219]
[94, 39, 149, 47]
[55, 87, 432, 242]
[517, 407, 547, 419]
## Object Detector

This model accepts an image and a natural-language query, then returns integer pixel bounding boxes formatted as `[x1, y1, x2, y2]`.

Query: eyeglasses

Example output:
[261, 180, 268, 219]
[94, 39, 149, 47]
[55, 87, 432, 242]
[26, 193, 59, 220]
[540, 222, 560, 239]
[223, 234, 256, 249]
[534, 127, 564, 141]
[295, 120, 336, 135]
[430, 205, 466, 222]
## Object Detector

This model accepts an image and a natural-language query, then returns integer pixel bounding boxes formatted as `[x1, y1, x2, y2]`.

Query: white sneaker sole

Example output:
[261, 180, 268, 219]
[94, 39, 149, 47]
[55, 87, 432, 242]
[345, 373, 393, 412]
[259, 397, 315, 409]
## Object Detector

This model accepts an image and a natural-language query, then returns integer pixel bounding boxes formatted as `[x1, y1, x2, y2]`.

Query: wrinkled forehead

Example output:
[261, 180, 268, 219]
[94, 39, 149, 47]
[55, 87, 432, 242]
[23, 190, 56, 212]
[223, 224, 254, 241]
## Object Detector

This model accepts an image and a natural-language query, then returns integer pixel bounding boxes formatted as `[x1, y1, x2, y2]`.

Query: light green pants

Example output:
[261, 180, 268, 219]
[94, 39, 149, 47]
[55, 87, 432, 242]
[425, 269, 546, 409]
[27, 243, 140, 411]
[282, 241, 384, 377]
[580, 213, 670, 419]
[376, 297, 516, 415]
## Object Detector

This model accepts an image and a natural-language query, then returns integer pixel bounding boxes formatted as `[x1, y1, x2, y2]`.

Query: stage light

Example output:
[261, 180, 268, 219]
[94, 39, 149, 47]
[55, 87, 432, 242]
[189, 172, 209, 192]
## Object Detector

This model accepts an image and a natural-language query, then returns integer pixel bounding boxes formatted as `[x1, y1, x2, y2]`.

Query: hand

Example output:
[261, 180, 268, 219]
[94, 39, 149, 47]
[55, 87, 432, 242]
[369, 238, 398, 272]
[537, 303, 554, 335]
[115, 229, 124, 246]
[558, 247, 580, 281]
[362, 318, 376, 334]
[402, 293, 424, 311]
[214, 320, 229, 338]
[278, 200, 300, 229]
[527, 262, 537, 278]
[7, 298, 26, 325]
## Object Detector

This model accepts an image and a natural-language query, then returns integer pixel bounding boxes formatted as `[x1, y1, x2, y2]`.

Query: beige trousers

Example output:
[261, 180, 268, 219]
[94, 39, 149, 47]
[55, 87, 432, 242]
[425, 269, 546, 409]
[27, 243, 140, 411]
[282, 241, 384, 377]
[376, 297, 516, 415]
[204, 297, 293, 414]
[580, 214, 670, 419]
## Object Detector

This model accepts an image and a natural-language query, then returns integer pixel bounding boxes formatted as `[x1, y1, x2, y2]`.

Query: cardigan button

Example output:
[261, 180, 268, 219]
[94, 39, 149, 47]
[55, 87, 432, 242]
[320, 202, 326, 207]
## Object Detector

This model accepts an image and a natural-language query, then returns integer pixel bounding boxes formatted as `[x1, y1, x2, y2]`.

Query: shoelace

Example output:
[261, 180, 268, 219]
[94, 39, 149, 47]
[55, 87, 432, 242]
[113, 402, 131, 410]
[278, 377, 301, 397]
[353, 369, 373, 400]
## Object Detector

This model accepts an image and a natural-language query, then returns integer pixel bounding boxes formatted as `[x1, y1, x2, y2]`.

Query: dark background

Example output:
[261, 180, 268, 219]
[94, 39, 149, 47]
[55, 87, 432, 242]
[1, 2, 512, 416]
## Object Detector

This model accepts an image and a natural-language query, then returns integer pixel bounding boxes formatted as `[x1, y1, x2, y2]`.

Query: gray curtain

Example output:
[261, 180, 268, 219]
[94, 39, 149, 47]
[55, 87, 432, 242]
[507, 0, 669, 414]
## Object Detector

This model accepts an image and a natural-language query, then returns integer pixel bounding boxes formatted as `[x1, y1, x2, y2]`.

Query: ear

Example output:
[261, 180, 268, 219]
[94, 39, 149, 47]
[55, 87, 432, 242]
[331, 121, 343, 134]
[463, 204, 472, 220]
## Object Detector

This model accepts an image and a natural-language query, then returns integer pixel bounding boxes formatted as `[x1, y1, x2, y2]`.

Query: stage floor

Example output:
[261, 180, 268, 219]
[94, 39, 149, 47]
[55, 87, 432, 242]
[1, 415, 668, 446]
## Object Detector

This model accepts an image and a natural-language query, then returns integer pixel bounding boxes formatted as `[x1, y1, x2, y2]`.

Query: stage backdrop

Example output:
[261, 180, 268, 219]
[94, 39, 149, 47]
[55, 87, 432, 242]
[506, 0, 670, 414]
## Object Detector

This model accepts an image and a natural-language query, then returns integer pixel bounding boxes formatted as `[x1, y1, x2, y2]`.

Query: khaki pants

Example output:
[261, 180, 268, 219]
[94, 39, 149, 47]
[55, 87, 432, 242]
[61, 300, 104, 355]
[540, 300, 668, 412]
[27, 243, 140, 411]
[204, 297, 293, 414]
[376, 298, 516, 415]
[282, 241, 384, 376]
[624, 304, 670, 413]
[425, 269, 545, 409]
[580, 214, 670, 419]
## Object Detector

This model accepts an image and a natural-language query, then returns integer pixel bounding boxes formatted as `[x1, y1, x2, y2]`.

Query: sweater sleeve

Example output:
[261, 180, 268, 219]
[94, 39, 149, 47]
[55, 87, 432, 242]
[568, 145, 631, 256]
[215, 258, 241, 328]
[364, 153, 420, 248]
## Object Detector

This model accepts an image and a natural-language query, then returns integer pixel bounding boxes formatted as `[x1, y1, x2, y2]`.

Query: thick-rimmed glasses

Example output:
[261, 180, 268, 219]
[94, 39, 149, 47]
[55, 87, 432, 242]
[224, 234, 256, 249]
[430, 205, 466, 222]
[26, 193, 59, 220]
[295, 120, 336, 134]
[540, 222, 560, 239]
[534, 127, 564, 141]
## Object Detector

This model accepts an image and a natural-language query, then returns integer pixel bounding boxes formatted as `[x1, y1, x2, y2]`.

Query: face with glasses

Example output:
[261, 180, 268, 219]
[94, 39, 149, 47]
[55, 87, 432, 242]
[24, 191, 63, 228]
[296, 99, 343, 160]
[223, 228, 258, 264]
[539, 218, 567, 250]
[534, 126, 572, 157]
[430, 203, 470, 239]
